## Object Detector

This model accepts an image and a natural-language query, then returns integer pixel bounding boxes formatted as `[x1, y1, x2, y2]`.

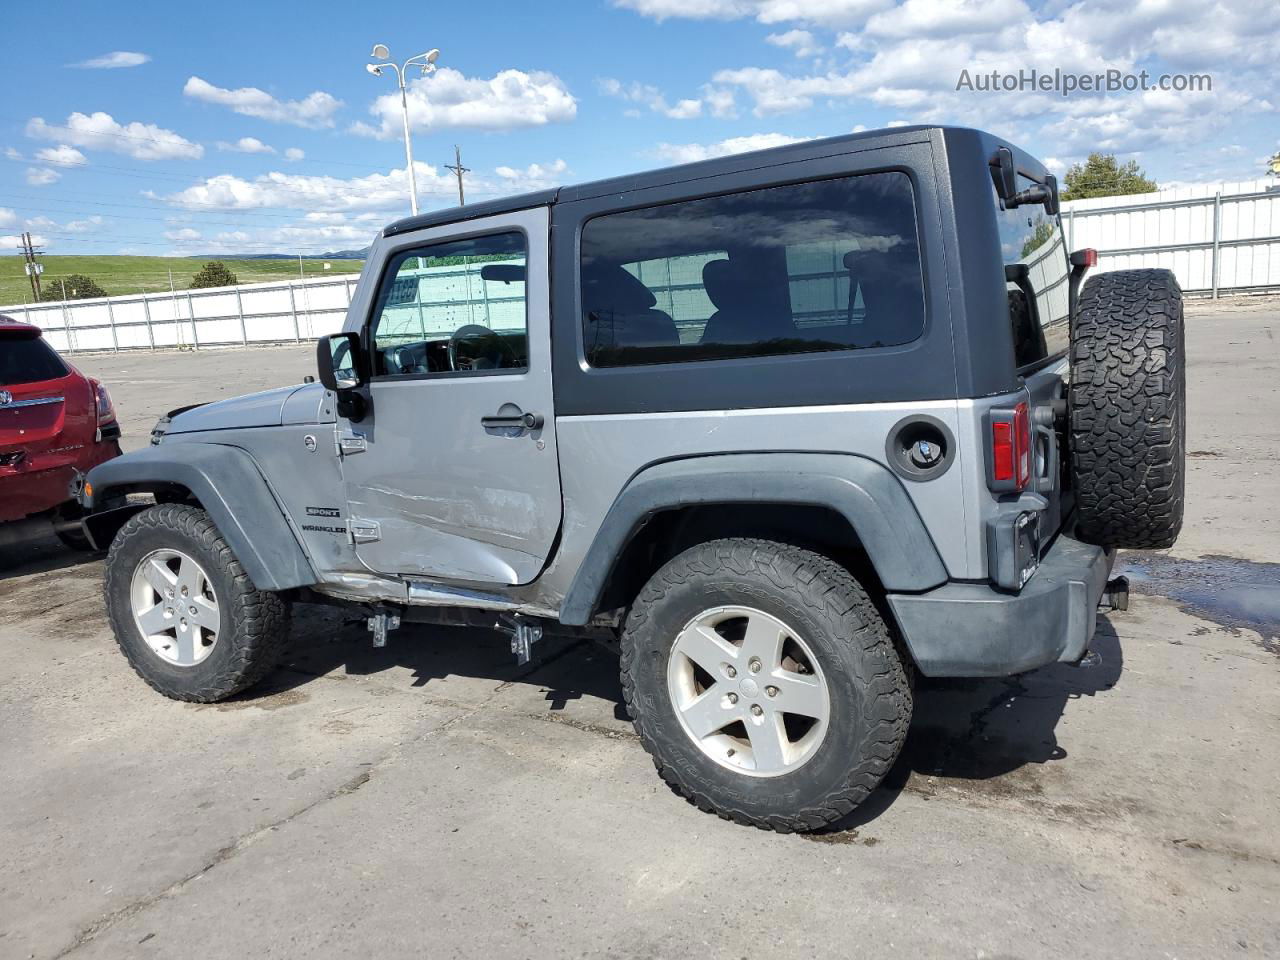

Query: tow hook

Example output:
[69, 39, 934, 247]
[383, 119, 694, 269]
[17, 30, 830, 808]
[1102, 576, 1130, 612]
[367, 609, 401, 648]
[499, 614, 543, 666]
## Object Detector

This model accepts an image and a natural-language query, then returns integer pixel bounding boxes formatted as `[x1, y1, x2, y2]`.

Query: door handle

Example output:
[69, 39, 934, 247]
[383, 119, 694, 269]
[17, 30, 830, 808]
[481, 411, 543, 430]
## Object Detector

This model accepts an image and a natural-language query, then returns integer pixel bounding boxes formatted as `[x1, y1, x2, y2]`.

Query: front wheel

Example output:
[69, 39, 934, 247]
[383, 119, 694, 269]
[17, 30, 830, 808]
[104, 504, 291, 702]
[620, 539, 912, 832]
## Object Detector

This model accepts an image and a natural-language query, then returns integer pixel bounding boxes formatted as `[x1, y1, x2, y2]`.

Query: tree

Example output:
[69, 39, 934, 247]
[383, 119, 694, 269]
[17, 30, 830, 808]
[1062, 153, 1158, 201]
[190, 261, 239, 289]
[39, 274, 108, 301]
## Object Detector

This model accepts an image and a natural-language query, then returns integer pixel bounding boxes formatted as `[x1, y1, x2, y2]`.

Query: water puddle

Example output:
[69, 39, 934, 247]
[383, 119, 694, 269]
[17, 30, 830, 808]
[1118, 553, 1280, 653]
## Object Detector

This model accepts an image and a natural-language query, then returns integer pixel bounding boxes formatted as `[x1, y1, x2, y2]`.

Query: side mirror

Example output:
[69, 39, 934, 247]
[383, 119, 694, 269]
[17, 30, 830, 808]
[1043, 173, 1061, 216]
[316, 332, 366, 392]
[991, 146, 1018, 201]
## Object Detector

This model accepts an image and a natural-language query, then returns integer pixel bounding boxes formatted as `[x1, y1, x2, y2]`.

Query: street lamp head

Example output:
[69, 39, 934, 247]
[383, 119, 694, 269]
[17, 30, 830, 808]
[425, 49, 440, 64]
[366, 63, 384, 77]
[370, 43, 390, 60]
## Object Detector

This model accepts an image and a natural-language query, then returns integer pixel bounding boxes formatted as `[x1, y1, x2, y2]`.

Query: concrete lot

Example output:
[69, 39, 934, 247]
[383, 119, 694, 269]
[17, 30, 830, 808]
[2, 298, 1277, 959]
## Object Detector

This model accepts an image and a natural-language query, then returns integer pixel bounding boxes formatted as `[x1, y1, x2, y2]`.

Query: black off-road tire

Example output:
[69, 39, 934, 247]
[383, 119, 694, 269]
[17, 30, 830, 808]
[620, 538, 912, 833]
[1069, 268, 1185, 549]
[104, 504, 291, 702]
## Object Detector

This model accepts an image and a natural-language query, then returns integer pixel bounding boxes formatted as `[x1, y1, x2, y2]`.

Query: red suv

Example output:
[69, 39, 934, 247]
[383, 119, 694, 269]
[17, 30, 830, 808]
[1, 317, 121, 549]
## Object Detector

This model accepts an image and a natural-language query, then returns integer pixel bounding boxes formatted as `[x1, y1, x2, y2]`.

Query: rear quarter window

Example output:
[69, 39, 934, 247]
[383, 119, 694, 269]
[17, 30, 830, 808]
[579, 171, 925, 367]
[0, 335, 68, 386]
[994, 179, 1070, 368]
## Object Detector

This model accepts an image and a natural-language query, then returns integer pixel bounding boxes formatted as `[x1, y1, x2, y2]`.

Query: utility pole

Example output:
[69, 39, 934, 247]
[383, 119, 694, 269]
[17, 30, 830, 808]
[20, 232, 44, 300]
[445, 144, 469, 206]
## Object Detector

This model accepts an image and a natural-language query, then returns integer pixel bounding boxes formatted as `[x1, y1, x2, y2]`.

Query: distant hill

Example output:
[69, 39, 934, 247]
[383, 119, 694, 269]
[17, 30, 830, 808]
[218, 248, 370, 261]
[0, 255, 365, 306]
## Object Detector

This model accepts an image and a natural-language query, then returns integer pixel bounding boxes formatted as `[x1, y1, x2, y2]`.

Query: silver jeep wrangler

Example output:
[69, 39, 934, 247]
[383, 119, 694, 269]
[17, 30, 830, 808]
[84, 125, 1184, 832]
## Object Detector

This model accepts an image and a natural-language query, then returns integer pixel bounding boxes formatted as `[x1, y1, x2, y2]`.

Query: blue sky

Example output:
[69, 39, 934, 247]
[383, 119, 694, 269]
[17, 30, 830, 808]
[2, 0, 1276, 257]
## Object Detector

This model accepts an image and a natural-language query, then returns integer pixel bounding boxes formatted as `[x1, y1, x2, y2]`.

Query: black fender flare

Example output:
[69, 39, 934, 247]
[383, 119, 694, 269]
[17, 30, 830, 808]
[558, 452, 949, 625]
[84, 443, 317, 592]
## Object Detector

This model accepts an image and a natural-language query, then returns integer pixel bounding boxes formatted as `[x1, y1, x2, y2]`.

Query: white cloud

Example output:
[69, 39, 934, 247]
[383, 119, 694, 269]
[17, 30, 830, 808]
[70, 51, 150, 69]
[493, 159, 569, 191]
[361, 67, 577, 136]
[656, 132, 813, 164]
[184, 76, 343, 129]
[26, 111, 203, 161]
[165, 228, 203, 242]
[35, 145, 87, 166]
[766, 29, 823, 57]
[64, 216, 103, 232]
[599, 79, 702, 118]
[863, 0, 1028, 39]
[26, 167, 60, 185]
[4, 147, 21, 161]
[216, 137, 276, 154]
[283, 147, 305, 161]
[0, 233, 48, 251]
[163, 159, 571, 214]
[0, 208, 17, 228]
[614, 0, 891, 27]
[701, 86, 739, 118]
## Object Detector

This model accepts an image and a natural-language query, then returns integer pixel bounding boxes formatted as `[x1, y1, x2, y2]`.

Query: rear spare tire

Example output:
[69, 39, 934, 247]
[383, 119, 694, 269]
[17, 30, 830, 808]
[1069, 268, 1185, 549]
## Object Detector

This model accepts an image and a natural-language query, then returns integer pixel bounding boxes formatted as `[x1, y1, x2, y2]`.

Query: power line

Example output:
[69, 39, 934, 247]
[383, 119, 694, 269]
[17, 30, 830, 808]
[444, 144, 470, 206]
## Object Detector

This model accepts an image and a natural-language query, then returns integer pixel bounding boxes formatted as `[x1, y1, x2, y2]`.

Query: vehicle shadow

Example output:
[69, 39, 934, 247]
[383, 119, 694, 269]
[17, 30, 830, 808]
[828, 616, 1126, 830]
[248, 604, 632, 721]
[242, 605, 1124, 828]
[0, 534, 101, 580]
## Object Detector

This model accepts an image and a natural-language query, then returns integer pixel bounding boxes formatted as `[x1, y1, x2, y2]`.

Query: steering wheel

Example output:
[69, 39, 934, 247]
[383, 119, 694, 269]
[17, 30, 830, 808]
[447, 324, 517, 371]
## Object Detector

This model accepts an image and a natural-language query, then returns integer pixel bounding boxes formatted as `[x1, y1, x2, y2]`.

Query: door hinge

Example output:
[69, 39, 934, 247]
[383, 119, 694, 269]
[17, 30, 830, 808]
[336, 433, 367, 456]
[348, 518, 382, 543]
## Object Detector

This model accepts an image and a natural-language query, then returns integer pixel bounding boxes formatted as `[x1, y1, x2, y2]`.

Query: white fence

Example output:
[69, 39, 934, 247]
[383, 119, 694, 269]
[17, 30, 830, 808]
[0, 274, 360, 355]
[4, 178, 1280, 355]
[1063, 178, 1280, 296]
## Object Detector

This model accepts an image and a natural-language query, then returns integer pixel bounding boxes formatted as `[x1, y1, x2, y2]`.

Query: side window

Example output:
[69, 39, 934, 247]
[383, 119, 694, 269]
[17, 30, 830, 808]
[994, 179, 1070, 367]
[579, 172, 925, 367]
[369, 231, 528, 378]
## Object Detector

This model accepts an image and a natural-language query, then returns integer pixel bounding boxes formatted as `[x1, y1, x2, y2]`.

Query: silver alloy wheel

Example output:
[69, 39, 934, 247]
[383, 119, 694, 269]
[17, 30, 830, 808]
[129, 548, 220, 667]
[666, 605, 830, 777]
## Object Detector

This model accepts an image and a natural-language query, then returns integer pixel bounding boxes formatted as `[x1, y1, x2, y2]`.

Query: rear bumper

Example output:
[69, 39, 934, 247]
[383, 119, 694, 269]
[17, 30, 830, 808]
[0, 439, 122, 522]
[887, 534, 1114, 677]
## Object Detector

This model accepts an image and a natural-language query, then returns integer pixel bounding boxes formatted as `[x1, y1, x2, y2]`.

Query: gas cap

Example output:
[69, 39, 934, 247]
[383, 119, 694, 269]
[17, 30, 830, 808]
[910, 439, 942, 468]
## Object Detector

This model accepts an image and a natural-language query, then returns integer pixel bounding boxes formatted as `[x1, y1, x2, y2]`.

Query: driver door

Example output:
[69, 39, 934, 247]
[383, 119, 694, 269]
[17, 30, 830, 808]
[338, 206, 562, 585]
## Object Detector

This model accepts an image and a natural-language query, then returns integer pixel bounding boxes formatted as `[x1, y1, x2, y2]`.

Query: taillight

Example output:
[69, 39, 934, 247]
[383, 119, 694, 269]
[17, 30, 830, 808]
[93, 381, 116, 426]
[989, 401, 1031, 491]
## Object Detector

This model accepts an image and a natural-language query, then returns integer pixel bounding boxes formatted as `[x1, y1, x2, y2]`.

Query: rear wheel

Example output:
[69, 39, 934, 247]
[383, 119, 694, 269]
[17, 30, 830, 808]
[620, 538, 911, 832]
[1069, 268, 1185, 549]
[104, 504, 291, 702]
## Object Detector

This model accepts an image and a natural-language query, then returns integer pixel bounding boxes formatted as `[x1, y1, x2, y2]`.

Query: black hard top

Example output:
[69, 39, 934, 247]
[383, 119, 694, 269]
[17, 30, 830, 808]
[383, 124, 1048, 237]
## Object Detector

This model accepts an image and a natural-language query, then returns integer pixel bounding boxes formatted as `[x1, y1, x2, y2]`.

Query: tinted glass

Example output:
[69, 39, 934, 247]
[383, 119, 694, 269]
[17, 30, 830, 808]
[369, 232, 527, 377]
[995, 179, 1070, 367]
[580, 172, 924, 367]
[0, 334, 68, 386]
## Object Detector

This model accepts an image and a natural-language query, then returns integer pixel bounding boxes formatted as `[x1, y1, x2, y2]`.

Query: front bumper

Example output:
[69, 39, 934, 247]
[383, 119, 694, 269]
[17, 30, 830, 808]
[887, 534, 1113, 677]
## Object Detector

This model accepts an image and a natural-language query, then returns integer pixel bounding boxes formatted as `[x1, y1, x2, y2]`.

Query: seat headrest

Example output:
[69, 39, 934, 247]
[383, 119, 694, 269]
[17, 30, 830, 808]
[702, 259, 753, 311]
[582, 262, 657, 313]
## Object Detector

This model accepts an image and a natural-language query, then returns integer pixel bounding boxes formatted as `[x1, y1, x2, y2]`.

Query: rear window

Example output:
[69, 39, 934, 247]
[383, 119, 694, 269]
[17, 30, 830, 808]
[995, 179, 1069, 368]
[0, 333, 68, 386]
[579, 171, 925, 367]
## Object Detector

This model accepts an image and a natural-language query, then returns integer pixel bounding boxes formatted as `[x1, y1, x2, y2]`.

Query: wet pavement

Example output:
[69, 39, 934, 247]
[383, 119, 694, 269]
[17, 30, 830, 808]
[1120, 553, 1280, 653]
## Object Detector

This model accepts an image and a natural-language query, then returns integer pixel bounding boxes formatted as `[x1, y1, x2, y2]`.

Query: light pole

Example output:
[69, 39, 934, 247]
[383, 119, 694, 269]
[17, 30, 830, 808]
[367, 43, 440, 216]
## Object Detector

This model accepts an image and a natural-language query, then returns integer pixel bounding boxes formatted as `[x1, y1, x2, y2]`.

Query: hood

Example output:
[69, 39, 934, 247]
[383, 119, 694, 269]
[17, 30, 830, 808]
[168, 383, 328, 435]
